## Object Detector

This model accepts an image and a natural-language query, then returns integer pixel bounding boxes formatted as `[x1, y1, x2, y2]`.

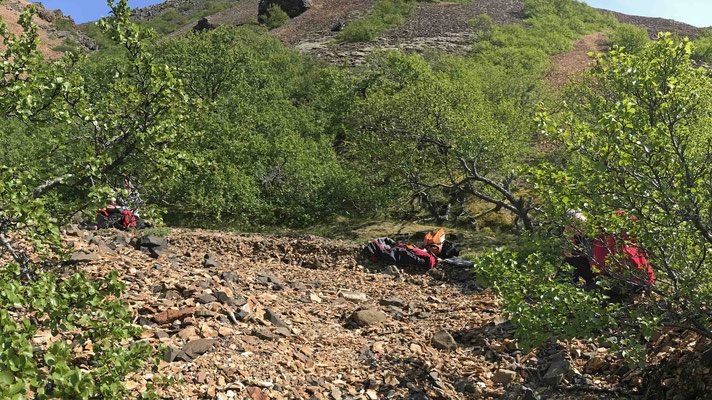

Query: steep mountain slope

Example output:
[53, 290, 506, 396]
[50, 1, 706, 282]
[601, 9, 706, 40]
[126, 0, 710, 67]
[0, 0, 95, 59]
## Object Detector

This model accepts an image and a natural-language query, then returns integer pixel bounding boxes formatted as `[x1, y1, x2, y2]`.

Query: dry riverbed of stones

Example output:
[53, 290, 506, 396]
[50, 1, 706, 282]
[55, 227, 712, 399]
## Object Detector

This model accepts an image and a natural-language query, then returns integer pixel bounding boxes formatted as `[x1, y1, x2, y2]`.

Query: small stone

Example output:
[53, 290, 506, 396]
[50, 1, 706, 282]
[309, 292, 322, 303]
[338, 291, 368, 302]
[203, 258, 223, 268]
[454, 378, 477, 393]
[585, 356, 607, 373]
[492, 369, 517, 386]
[218, 327, 234, 337]
[543, 358, 570, 386]
[246, 387, 269, 400]
[432, 330, 456, 350]
[69, 251, 101, 264]
[264, 308, 289, 328]
[196, 293, 218, 304]
[221, 272, 240, 284]
[351, 309, 386, 327]
[202, 326, 218, 338]
[275, 326, 291, 337]
[177, 326, 196, 340]
[252, 328, 278, 341]
[162, 346, 185, 362]
[215, 291, 234, 305]
[181, 339, 218, 359]
[379, 296, 404, 307]
[153, 307, 196, 324]
[256, 272, 284, 286]
[140, 235, 166, 247]
[383, 265, 400, 275]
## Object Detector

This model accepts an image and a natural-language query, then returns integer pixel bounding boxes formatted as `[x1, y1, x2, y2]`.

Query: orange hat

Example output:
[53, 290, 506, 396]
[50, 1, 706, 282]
[423, 229, 445, 255]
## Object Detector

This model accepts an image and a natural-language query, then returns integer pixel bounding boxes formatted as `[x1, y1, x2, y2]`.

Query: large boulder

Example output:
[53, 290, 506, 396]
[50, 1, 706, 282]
[258, 0, 311, 19]
[193, 17, 216, 32]
[351, 308, 387, 327]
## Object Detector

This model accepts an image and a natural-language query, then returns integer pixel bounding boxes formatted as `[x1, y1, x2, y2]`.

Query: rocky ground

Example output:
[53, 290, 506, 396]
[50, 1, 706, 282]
[40, 227, 711, 399]
[0, 0, 96, 58]
[288, 0, 525, 65]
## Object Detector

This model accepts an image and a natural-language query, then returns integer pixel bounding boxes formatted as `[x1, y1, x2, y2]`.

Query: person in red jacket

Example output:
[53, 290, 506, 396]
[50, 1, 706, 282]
[563, 210, 655, 291]
[590, 225, 655, 285]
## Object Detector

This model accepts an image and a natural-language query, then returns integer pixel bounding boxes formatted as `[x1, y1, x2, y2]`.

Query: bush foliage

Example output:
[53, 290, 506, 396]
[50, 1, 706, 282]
[0, 1, 180, 397]
[259, 4, 290, 29]
[478, 35, 712, 368]
[607, 23, 649, 54]
[6, 0, 712, 393]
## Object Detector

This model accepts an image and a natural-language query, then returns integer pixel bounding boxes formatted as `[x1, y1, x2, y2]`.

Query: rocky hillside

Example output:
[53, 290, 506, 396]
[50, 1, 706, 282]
[129, 0, 710, 65]
[0, 0, 96, 59]
[53, 226, 712, 399]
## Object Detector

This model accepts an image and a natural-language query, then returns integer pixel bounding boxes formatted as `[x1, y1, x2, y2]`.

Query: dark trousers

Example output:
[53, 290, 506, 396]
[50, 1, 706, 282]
[562, 256, 596, 286]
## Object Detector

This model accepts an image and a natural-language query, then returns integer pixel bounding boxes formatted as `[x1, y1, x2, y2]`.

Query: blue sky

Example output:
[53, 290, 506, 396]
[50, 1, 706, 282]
[583, 0, 712, 28]
[33, 0, 712, 27]
[34, 1, 164, 24]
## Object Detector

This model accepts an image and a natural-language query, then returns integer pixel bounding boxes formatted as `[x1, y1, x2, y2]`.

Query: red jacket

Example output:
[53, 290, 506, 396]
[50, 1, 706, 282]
[591, 234, 655, 284]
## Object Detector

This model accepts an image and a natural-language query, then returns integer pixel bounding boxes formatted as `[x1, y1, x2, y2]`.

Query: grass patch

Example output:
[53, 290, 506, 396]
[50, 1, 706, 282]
[337, 0, 417, 42]
[51, 17, 77, 33]
[52, 38, 81, 53]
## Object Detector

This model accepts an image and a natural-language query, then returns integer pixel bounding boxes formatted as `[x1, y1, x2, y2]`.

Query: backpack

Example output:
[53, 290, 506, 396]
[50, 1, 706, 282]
[364, 237, 437, 269]
[97, 206, 137, 230]
[440, 240, 460, 259]
[423, 229, 446, 255]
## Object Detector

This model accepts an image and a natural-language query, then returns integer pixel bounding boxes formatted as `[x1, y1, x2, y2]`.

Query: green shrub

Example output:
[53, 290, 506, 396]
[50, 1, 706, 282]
[692, 29, 712, 63]
[471, 0, 616, 78]
[337, 0, 417, 42]
[529, 35, 712, 367]
[473, 237, 617, 350]
[259, 4, 290, 29]
[142, 226, 173, 237]
[51, 17, 76, 33]
[153, 26, 369, 227]
[51, 38, 81, 53]
[0, 4, 182, 397]
[608, 23, 649, 54]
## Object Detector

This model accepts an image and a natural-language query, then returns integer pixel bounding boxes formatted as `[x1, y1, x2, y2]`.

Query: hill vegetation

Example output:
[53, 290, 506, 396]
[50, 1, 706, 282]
[3, 0, 712, 397]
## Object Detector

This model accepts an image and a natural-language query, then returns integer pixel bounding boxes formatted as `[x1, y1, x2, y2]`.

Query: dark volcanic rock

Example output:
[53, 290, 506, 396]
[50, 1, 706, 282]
[163, 346, 186, 362]
[193, 17, 216, 32]
[196, 293, 218, 304]
[139, 235, 168, 249]
[543, 358, 570, 386]
[258, 0, 311, 18]
[264, 308, 289, 328]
